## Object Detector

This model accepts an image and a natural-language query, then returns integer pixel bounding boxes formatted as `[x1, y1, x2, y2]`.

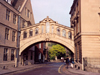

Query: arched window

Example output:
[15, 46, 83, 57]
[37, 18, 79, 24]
[23, 31, 27, 38]
[57, 28, 60, 35]
[29, 29, 33, 37]
[35, 28, 39, 35]
[68, 31, 72, 39]
[62, 30, 66, 37]
[42, 26, 44, 33]
[46, 22, 50, 33]
[52, 26, 54, 33]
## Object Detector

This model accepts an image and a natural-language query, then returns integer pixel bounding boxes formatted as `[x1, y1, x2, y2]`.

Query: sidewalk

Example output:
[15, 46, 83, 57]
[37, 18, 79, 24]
[62, 64, 100, 75]
[0, 64, 47, 75]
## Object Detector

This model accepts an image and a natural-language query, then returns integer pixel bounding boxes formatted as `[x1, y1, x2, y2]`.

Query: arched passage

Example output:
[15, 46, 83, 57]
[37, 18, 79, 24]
[20, 33, 74, 55]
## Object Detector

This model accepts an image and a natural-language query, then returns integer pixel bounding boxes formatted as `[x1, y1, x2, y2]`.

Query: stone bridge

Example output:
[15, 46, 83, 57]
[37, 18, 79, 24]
[19, 17, 74, 55]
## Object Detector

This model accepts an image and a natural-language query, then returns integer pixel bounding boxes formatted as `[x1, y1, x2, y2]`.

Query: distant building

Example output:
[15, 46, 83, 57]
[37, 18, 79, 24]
[70, 0, 100, 70]
[20, 42, 46, 65]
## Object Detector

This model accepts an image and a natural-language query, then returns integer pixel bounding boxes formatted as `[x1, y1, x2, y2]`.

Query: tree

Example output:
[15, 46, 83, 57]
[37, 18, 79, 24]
[48, 44, 66, 60]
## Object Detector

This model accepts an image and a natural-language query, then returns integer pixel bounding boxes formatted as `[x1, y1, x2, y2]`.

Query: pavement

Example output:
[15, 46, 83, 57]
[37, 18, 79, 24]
[0, 63, 48, 75]
[0, 62, 100, 75]
[62, 64, 100, 75]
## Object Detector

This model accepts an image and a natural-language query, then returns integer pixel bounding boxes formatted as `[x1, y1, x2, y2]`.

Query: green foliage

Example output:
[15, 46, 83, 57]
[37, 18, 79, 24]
[48, 43, 57, 47]
[50, 56, 55, 60]
[48, 44, 66, 59]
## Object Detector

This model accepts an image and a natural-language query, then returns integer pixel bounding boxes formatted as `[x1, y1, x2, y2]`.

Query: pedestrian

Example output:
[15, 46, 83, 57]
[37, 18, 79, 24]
[70, 57, 74, 68]
[66, 56, 69, 69]
[61, 57, 64, 62]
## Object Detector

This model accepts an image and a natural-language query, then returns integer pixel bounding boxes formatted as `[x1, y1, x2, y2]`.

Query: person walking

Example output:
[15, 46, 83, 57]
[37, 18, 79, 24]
[66, 56, 69, 69]
[70, 57, 74, 68]
[61, 57, 64, 62]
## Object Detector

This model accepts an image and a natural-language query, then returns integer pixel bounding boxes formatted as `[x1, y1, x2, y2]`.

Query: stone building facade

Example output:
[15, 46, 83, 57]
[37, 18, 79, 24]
[0, 0, 35, 68]
[70, 0, 100, 70]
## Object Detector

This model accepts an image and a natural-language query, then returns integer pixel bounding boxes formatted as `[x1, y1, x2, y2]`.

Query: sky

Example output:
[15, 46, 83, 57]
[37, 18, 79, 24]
[31, 0, 73, 27]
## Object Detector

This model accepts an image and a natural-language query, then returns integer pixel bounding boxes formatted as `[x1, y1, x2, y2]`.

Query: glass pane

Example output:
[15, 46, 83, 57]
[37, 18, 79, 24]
[52, 26, 54, 33]
[42, 26, 44, 33]
[46, 22, 50, 33]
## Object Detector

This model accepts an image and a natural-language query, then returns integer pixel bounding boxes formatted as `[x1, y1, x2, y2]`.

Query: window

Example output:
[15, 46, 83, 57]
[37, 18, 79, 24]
[57, 28, 60, 35]
[52, 26, 54, 33]
[68, 31, 72, 39]
[22, 20, 25, 28]
[3, 48, 8, 61]
[12, 31, 15, 41]
[42, 26, 44, 33]
[11, 49, 14, 61]
[23, 31, 27, 38]
[39, 43, 41, 49]
[35, 28, 39, 35]
[6, 9, 10, 21]
[46, 22, 50, 33]
[29, 30, 33, 37]
[5, 28, 9, 40]
[13, 14, 16, 24]
[27, 10, 30, 18]
[62, 30, 66, 37]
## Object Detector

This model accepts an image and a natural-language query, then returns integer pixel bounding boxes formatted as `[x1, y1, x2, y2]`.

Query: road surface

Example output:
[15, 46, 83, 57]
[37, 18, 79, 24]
[11, 62, 81, 75]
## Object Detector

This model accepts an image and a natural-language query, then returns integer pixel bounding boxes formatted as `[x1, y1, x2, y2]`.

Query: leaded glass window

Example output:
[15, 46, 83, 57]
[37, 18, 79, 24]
[35, 28, 39, 35]
[42, 26, 44, 33]
[5, 28, 9, 40]
[23, 31, 27, 38]
[57, 28, 60, 35]
[11, 49, 14, 61]
[52, 26, 54, 33]
[29, 30, 33, 37]
[3, 48, 8, 61]
[12, 31, 15, 41]
[46, 22, 50, 33]
[68, 31, 72, 39]
[62, 30, 66, 37]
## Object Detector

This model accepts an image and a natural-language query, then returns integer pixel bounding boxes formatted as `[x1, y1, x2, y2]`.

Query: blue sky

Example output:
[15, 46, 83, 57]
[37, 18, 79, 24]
[31, 0, 73, 27]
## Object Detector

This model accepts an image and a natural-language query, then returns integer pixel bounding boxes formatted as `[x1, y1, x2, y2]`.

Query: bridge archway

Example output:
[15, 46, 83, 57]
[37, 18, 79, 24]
[20, 16, 74, 55]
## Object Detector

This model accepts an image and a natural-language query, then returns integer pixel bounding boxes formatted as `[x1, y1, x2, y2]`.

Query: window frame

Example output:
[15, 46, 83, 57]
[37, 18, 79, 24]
[29, 29, 33, 37]
[11, 49, 15, 61]
[62, 30, 66, 37]
[68, 31, 72, 39]
[35, 28, 39, 35]
[57, 28, 60, 35]
[5, 28, 9, 40]
[6, 9, 10, 21]
[22, 20, 25, 28]
[13, 14, 16, 24]
[3, 48, 8, 61]
[12, 31, 16, 41]
[27, 10, 30, 18]
[23, 31, 27, 38]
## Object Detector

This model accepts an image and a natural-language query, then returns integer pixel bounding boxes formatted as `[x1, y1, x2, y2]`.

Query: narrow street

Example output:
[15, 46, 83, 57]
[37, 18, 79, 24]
[12, 62, 81, 75]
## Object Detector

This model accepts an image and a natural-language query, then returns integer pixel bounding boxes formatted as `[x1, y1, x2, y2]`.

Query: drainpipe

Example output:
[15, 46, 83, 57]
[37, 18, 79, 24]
[15, 16, 21, 67]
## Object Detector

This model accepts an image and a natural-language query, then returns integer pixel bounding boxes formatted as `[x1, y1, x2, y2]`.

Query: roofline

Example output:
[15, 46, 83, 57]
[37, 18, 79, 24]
[19, 0, 27, 12]
[69, 0, 78, 14]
